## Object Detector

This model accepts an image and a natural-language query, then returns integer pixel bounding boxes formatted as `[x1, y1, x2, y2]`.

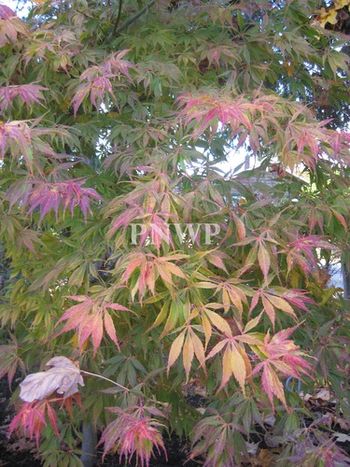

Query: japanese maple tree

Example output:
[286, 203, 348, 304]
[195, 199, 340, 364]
[1, 1, 350, 466]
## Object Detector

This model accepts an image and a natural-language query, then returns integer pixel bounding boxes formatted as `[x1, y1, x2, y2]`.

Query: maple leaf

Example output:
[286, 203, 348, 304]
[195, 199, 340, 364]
[121, 252, 187, 301]
[306, 202, 348, 234]
[283, 121, 331, 169]
[200, 44, 239, 67]
[72, 50, 132, 114]
[9, 394, 81, 447]
[102, 49, 134, 78]
[0, 9, 28, 47]
[72, 72, 114, 115]
[206, 325, 255, 394]
[0, 120, 72, 171]
[281, 289, 315, 312]
[285, 235, 334, 274]
[178, 93, 253, 140]
[57, 296, 130, 354]
[252, 327, 312, 409]
[330, 130, 350, 155]
[0, 121, 32, 166]
[197, 276, 248, 315]
[249, 288, 299, 327]
[293, 438, 350, 467]
[109, 208, 173, 250]
[316, 7, 338, 28]
[0, 343, 25, 388]
[100, 405, 167, 467]
[190, 412, 244, 467]
[199, 311, 263, 394]
[19, 356, 84, 403]
[15, 228, 43, 253]
[234, 231, 279, 281]
[0, 84, 47, 112]
[177, 92, 280, 148]
[167, 324, 206, 382]
[8, 399, 59, 447]
[0, 4, 16, 19]
[7, 178, 101, 220]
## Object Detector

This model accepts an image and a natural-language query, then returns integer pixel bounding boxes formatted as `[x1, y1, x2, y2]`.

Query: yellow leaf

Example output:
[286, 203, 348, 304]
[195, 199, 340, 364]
[220, 348, 232, 389]
[261, 295, 276, 326]
[244, 313, 262, 333]
[222, 288, 230, 312]
[150, 301, 169, 330]
[266, 295, 296, 319]
[334, 0, 350, 10]
[206, 310, 232, 337]
[183, 333, 194, 381]
[167, 331, 185, 373]
[317, 7, 338, 28]
[227, 286, 245, 314]
[229, 345, 247, 394]
[258, 244, 270, 281]
[263, 365, 287, 409]
[201, 313, 212, 349]
[191, 331, 206, 370]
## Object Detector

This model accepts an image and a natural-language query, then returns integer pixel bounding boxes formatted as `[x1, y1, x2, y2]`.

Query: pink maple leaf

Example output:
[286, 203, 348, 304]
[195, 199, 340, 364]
[0, 8, 27, 47]
[109, 207, 173, 250]
[7, 178, 101, 220]
[252, 327, 312, 409]
[286, 235, 334, 274]
[72, 69, 114, 115]
[330, 130, 350, 154]
[9, 400, 59, 447]
[0, 4, 15, 19]
[72, 50, 132, 114]
[0, 120, 72, 171]
[0, 84, 47, 112]
[100, 405, 167, 467]
[178, 93, 253, 140]
[102, 49, 133, 78]
[283, 121, 332, 168]
[57, 296, 130, 355]
[0, 120, 32, 162]
[200, 44, 238, 67]
[177, 92, 277, 145]
[282, 289, 315, 312]
[9, 394, 80, 447]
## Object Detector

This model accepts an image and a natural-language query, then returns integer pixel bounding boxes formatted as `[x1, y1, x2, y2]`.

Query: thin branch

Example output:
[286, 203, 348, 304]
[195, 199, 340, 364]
[112, 0, 123, 36]
[80, 368, 168, 406]
[112, 0, 156, 36]
[80, 369, 130, 392]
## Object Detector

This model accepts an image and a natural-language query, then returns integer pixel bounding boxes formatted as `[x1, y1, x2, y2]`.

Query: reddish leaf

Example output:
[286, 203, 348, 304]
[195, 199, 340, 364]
[0, 84, 47, 112]
[58, 296, 130, 354]
[100, 406, 166, 467]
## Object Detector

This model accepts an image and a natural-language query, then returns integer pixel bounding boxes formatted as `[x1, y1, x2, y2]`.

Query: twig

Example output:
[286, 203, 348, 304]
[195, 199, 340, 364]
[80, 368, 168, 406]
[112, 0, 123, 36]
[112, 0, 156, 37]
[80, 369, 130, 392]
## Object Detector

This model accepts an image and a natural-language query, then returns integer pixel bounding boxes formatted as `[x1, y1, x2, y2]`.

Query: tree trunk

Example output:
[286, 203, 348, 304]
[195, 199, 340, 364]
[81, 422, 97, 467]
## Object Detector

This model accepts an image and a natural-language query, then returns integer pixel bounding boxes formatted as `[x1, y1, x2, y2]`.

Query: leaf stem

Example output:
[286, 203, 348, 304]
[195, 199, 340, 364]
[80, 369, 130, 392]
